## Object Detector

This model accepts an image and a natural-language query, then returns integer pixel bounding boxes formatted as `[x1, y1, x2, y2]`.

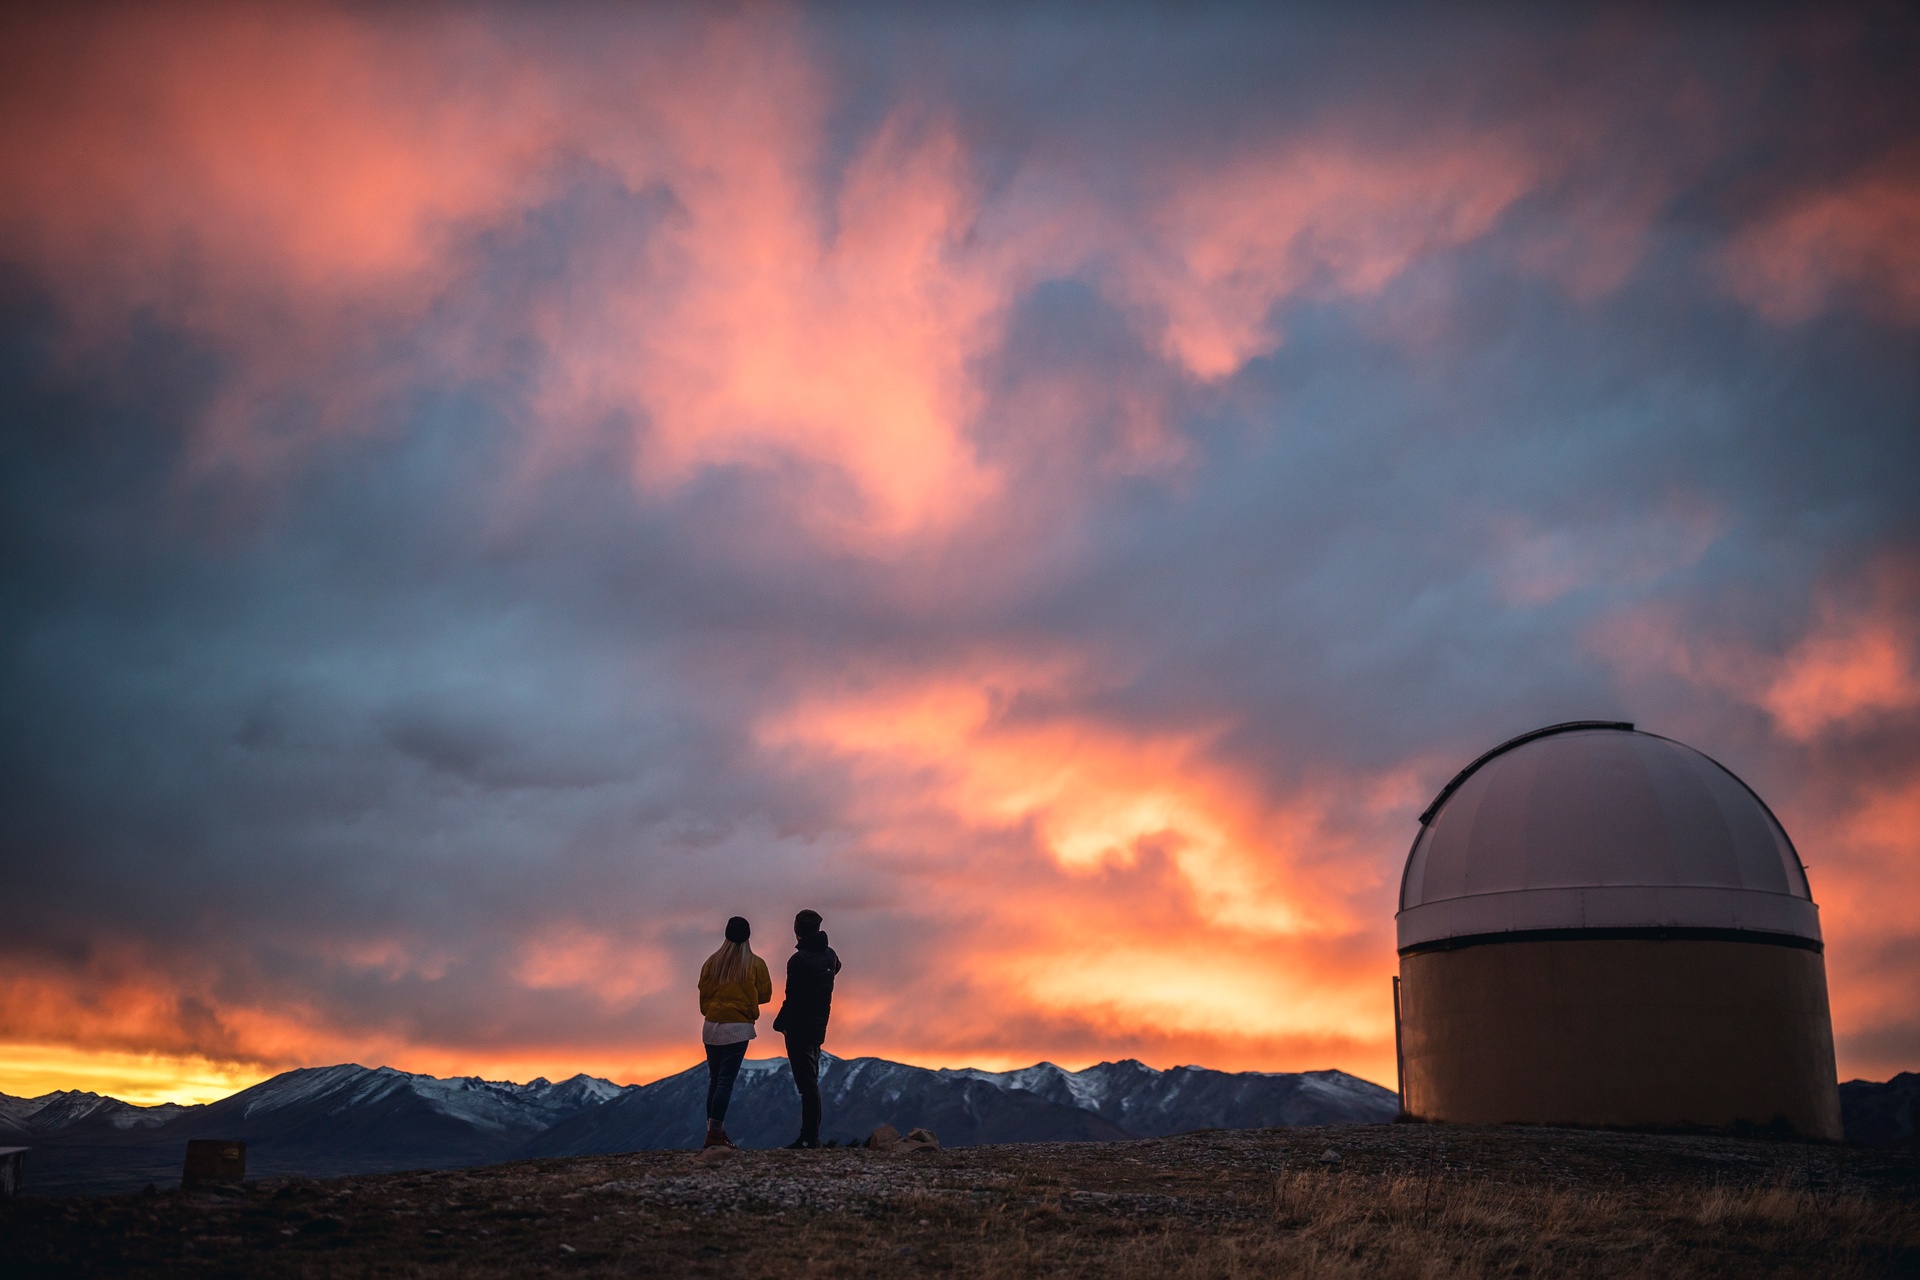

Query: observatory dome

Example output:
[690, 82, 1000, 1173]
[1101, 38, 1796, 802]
[1397, 721, 1819, 953]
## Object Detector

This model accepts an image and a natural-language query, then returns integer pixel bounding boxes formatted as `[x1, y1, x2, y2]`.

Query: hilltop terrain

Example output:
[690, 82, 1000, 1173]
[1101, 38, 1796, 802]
[4, 1123, 1916, 1278]
[1, 1057, 1396, 1195]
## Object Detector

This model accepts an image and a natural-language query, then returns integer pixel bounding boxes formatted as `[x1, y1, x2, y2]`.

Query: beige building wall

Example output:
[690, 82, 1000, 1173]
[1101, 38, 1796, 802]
[1399, 938, 1842, 1140]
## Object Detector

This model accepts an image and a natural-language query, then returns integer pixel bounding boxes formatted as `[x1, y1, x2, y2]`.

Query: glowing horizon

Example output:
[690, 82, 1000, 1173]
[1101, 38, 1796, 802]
[0, 1038, 1374, 1110]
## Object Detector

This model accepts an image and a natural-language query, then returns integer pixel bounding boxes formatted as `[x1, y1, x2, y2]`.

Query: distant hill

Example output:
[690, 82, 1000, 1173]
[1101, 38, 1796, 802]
[0, 1089, 193, 1140]
[2, 1056, 1397, 1194]
[5, 1066, 630, 1194]
[1840, 1072, 1920, 1147]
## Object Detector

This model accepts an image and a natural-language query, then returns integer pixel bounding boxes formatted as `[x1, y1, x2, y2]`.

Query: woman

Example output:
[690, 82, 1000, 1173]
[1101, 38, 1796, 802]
[696, 915, 772, 1149]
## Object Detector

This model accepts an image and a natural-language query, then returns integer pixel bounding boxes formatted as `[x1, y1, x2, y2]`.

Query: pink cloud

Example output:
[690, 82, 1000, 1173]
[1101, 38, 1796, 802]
[1117, 140, 1540, 378]
[1723, 149, 1920, 324]
[0, 6, 1669, 544]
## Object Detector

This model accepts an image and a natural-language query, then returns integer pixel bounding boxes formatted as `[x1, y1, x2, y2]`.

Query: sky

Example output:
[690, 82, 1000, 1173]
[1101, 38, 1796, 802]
[1, 3, 1917, 1106]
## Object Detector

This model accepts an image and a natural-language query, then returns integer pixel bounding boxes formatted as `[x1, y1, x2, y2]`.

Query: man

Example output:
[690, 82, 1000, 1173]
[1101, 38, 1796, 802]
[771, 908, 841, 1149]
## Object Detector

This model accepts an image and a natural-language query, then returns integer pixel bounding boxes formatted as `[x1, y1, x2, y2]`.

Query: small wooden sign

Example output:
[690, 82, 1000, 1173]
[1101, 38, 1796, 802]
[181, 1139, 246, 1187]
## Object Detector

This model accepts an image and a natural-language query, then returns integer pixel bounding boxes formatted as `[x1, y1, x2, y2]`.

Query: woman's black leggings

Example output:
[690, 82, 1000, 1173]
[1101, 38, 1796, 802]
[705, 1041, 749, 1122]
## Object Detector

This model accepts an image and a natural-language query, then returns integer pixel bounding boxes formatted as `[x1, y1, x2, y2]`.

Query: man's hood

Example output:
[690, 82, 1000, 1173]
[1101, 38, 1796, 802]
[797, 930, 830, 952]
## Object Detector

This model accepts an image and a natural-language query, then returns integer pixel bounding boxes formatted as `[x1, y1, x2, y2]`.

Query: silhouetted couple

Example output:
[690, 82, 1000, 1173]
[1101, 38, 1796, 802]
[696, 910, 841, 1150]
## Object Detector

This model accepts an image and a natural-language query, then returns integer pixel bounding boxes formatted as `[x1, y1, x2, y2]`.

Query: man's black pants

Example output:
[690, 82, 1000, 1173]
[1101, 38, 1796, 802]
[785, 1036, 822, 1142]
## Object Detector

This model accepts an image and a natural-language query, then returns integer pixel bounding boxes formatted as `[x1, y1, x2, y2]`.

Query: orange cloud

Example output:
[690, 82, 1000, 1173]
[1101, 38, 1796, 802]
[0, 948, 328, 1077]
[0, 4, 566, 486]
[1591, 557, 1920, 741]
[0, 943, 703, 1097]
[755, 661, 1411, 1081]
[1109, 140, 1539, 379]
[0, 8, 551, 303]
[0, 9, 1018, 541]
[534, 108, 1008, 542]
[1764, 614, 1920, 741]
[1814, 775, 1920, 1080]
[761, 665, 1310, 925]
[514, 931, 673, 1008]
[1723, 148, 1920, 324]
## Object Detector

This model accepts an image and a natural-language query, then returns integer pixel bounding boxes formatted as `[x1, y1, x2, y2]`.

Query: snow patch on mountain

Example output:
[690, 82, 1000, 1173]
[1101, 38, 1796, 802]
[225, 1064, 634, 1136]
[0, 1090, 191, 1135]
[937, 1058, 1398, 1136]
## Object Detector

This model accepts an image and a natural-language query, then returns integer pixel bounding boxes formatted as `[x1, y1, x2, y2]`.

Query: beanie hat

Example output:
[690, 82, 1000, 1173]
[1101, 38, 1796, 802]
[724, 916, 751, 944]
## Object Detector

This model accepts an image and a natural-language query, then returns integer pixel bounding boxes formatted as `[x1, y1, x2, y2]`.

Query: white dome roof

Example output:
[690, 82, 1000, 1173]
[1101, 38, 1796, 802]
[1398, 722, 1819, 952]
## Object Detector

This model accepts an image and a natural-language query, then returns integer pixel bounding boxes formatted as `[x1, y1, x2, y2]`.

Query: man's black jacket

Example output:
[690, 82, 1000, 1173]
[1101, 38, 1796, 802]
[772, 931, 841, 1045]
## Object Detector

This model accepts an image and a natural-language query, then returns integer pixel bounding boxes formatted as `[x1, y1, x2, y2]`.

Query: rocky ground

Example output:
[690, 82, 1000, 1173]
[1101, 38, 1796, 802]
[4, 1124, 1917, 1277]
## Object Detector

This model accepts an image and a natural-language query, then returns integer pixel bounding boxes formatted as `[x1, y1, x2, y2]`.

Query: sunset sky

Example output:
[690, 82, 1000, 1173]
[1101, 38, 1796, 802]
[2, 4, 1917, 1106]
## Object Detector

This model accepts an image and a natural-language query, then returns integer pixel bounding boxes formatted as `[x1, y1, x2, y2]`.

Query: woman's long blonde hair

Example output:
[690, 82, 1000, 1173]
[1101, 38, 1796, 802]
[706, 938, 756, 986]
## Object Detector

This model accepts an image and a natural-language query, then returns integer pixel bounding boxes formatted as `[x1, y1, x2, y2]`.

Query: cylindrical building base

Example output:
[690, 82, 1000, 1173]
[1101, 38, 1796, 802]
[1399, 937, 1841, 1139]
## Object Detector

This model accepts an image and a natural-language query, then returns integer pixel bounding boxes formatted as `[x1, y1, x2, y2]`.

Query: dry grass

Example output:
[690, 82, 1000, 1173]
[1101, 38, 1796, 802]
[931, 1169, 1917, 1280]
[4, 1124, 1916, 1278]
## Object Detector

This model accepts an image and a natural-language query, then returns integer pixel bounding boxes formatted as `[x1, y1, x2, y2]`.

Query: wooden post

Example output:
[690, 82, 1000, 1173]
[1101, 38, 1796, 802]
[0, 1146, 24, 1197]
[1393, 974, 1408, 1121]
[182, 1139, 246, 1188]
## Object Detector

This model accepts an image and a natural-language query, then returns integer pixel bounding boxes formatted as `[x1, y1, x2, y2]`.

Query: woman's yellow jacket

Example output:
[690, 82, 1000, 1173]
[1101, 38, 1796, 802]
[698, 953, 773, 1023]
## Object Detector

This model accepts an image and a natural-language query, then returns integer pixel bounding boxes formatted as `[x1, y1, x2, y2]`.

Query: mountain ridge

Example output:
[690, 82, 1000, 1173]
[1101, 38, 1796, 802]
[3, 1055, 1399, 1194]
[516, 1055, 1404, 1158]
[13, 1060, 1916, 1195]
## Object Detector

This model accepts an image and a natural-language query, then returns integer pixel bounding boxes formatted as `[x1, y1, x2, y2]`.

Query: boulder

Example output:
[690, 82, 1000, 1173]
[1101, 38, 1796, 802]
[865, 1124, 901, 1152]
[903, 1128, 940, 1151]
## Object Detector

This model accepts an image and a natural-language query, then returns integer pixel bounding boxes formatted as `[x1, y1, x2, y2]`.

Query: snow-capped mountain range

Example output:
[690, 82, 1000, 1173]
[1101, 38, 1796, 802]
[946, 1059, 1397, 1138]
[0, 1090, 193, 1135]
[5, 1056, 1398, 1195]
[524, 1056, 1400, 1156]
